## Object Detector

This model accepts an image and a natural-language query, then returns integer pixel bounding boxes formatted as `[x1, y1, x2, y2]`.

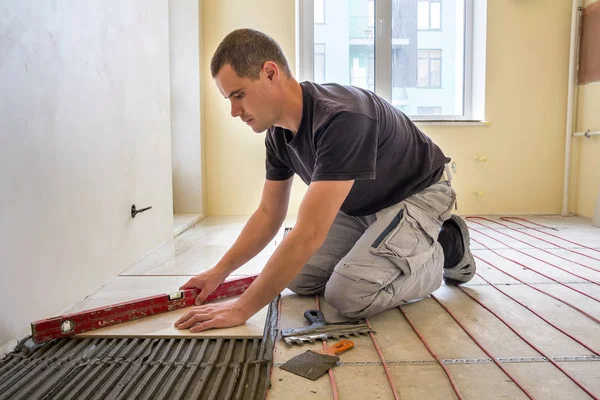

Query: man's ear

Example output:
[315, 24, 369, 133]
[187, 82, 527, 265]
[263, 61, 279, 81]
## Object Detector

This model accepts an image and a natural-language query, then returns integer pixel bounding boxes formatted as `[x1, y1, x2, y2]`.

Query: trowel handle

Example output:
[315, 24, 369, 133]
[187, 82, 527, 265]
[321, 340, 354, 356]
[304, 309, 326, 324]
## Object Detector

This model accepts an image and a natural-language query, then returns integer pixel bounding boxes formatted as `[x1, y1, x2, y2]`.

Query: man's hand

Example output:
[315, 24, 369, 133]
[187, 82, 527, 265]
[180, 268, 228, 306]
[174, 300, 249, 332]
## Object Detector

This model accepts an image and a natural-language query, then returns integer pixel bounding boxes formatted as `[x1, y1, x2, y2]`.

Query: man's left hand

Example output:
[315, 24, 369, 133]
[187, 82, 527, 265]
[174, 300, 249, 333]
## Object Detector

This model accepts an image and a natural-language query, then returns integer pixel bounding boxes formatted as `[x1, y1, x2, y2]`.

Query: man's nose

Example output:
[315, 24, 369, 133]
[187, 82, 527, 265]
[230, 101, 242, 118]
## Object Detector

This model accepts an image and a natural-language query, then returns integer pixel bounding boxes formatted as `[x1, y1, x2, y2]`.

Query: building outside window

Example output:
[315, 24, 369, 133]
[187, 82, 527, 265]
[314, 43, 326, 83]
[315, 0, 325, 24]
[417, 49, 442, 88]
[417, 106, 442, 115]
[418, 0, 442, 30]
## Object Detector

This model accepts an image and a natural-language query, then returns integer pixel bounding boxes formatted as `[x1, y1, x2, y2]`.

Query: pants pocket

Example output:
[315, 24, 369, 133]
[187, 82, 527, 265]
[369, 203, 439, 275]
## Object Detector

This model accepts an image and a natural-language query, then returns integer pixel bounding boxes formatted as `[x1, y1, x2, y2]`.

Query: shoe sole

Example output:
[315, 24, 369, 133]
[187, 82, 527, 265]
[443, 215, 476, 285]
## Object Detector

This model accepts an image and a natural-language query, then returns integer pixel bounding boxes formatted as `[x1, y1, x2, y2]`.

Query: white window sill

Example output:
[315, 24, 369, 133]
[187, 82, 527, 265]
[414, 120, 490, 126]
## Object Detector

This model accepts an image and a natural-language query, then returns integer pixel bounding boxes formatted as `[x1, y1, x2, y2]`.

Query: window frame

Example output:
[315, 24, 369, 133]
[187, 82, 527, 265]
[298, 0, 485, 122]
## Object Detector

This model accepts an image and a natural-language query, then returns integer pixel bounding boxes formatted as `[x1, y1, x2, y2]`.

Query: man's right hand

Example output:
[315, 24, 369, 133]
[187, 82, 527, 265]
[180, 268, 229, 305]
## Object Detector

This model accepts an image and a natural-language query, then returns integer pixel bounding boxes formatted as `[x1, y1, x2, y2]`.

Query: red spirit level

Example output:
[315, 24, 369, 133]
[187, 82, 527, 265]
[31, 275, 257, 343]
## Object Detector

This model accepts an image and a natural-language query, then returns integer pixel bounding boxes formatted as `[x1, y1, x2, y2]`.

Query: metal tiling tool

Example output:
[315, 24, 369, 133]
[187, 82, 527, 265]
[281, 309, 374, 345]
[279, 339, 354, 380]
[31, 275, 257, 343]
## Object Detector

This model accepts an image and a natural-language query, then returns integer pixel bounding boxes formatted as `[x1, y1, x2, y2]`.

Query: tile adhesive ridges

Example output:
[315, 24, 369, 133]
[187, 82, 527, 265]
[0, 297, 279, 400]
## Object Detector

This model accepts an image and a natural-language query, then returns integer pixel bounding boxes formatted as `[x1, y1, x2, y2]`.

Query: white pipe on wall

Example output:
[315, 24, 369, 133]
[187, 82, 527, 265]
[573, 130, 600, 137]
[562, 0, 584, 217]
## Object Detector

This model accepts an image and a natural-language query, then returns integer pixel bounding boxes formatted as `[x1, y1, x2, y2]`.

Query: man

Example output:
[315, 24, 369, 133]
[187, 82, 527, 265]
[175, 29, 475, 333]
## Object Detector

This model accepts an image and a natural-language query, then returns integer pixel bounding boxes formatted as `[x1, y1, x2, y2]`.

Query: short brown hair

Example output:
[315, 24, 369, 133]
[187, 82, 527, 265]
[211, 29, 292, 80]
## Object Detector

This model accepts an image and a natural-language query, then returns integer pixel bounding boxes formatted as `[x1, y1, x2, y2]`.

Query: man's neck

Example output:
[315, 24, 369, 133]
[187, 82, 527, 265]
[274, 80, 303, 135]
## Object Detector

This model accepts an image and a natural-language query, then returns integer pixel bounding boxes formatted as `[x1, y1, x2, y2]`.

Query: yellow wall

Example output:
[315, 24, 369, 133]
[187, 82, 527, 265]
[202, 0, 306, 216]
[203, 0, 573, 216]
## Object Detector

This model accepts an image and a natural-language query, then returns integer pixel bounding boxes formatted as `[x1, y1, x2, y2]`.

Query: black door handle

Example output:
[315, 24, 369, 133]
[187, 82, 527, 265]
[131, 204, 152, 219]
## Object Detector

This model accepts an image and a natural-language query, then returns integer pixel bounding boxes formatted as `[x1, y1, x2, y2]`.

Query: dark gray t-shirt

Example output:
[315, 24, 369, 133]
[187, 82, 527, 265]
[265, 82, 450, 216]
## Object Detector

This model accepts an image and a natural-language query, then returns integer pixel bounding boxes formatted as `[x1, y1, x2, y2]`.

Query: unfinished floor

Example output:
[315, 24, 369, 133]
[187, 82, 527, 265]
[6, 214, 600, 399]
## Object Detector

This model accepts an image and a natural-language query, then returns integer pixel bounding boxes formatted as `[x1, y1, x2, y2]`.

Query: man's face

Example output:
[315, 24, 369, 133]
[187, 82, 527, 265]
[215, 64, 279, 133]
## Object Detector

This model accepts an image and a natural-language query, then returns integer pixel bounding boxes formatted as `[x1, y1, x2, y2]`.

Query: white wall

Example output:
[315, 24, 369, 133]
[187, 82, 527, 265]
[170, 0, 205, 214]
[0, 0, 173, 348]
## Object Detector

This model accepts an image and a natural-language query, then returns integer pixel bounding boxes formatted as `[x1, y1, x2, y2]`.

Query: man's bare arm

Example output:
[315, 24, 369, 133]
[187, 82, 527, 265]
[175, 179, 354, 332]
[214, 178, 294, 276]
[179, 178, 293, 304]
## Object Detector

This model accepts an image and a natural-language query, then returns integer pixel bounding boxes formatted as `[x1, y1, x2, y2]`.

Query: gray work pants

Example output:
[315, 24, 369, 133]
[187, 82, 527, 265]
[287, 180, 456, 319]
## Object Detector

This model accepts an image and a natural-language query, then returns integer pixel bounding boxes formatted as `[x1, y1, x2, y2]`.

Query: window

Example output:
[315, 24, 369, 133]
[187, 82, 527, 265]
[417, 49, 442, 88]
[417, 106, 442, 115]
[299, 0, 487, 121]
[418, 0, 441, 30]
[314, 44, 326, 83]
[314, 0, 325, 24]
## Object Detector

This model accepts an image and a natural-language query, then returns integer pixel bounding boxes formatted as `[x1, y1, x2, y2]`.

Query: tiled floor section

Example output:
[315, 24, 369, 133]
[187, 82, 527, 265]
[72, 215, 600, 399]
[173, 213, 204, 237]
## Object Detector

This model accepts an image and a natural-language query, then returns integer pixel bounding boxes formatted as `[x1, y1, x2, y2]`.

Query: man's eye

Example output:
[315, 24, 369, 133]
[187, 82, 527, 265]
[236, 93, 245, 99]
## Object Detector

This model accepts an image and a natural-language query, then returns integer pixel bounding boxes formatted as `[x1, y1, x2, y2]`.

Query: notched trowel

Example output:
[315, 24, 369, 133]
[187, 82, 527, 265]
[279, 339, 354, 380]
[281, 309, 374, 345]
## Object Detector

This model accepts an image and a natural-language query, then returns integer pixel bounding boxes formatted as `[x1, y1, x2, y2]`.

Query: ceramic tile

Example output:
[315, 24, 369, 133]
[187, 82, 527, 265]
[75, 299, 268, 339]
[122, 243, 274, 276]
[173, 214, 203, 237]
[122, 216, 287, 276]
[66, 275, 248, 313]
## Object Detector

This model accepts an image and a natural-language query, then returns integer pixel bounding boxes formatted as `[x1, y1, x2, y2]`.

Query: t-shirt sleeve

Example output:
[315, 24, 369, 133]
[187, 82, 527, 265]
[265, 134, 294, 181]
[312, 113, 377, 181]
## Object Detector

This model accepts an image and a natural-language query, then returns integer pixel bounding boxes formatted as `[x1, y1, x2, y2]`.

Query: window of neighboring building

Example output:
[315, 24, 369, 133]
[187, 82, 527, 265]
[418, 0, 442, 31]
[417, 49, 442, 88]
